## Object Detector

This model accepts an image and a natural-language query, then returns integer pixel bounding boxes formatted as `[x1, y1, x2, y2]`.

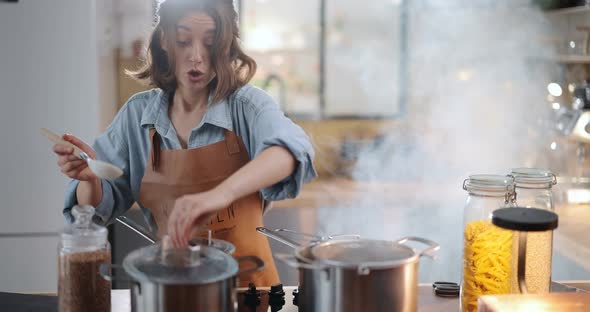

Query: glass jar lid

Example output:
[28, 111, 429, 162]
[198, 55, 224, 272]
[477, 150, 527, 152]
[510, 168, 556, 187]
[492, 207, 558, 232]
[61, 205, 108, 250]
[309, 239, 418, 269]
[463, 174, 515, 194]
[123, 243, 238, 285]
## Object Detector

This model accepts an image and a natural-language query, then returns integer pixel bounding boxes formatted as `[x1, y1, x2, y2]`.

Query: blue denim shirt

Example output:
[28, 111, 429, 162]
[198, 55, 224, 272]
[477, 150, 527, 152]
[64, 84, 317, 226]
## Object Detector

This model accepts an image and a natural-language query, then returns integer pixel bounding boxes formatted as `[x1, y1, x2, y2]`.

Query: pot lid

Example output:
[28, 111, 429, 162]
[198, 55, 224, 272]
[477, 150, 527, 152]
[310, 239, 418, 269]
[123, 243, 238, 285]
[190, 238, 236, 255]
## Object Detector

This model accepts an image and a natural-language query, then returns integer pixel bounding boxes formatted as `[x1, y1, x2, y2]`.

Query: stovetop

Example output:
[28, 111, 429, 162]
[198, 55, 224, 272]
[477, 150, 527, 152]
[237, 284, 299, 312]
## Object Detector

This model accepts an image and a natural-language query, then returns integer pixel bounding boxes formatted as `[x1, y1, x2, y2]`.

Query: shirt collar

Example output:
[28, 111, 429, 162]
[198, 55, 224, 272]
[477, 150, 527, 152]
[140, 89, 169, 129]
[140, 90, 233, 132]
[202, 96, 233, 131]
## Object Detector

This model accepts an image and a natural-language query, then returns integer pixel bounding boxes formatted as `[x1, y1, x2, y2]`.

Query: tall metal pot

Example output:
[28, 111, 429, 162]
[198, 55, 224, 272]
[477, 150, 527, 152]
[257, 227, 439, 312]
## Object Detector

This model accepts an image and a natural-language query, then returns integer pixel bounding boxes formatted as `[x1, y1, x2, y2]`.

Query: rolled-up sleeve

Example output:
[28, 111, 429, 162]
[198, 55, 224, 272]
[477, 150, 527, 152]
[63, 117, 134, 225]
[250, 107, 317, 201]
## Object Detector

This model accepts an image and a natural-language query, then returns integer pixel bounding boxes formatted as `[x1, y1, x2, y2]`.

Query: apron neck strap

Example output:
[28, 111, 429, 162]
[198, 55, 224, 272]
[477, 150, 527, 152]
[224, 129, 241, 155]
[149, 128, 160, 171]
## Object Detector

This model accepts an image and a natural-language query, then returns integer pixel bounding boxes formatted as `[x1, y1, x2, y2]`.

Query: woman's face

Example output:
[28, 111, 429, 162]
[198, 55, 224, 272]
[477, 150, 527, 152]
[169, 12, 217, 93]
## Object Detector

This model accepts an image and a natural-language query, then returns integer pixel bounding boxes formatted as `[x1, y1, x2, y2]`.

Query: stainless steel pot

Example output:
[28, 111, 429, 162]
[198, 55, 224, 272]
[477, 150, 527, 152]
[257, 227, 439, 312]
[102, 244, 263, 312]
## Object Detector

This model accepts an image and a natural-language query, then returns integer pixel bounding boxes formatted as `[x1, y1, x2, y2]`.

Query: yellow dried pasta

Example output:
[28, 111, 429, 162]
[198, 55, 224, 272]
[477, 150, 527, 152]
[461, 220, 513, 312]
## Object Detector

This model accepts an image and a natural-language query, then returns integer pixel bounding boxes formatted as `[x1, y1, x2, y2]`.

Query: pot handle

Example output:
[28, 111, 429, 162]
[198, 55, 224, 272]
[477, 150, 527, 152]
[99, 263, 134, 283]
[256, 227, 304, 249]
[276, 228, 360, 241]
[237, 256, 265, 275]
[115, 216, 157, 244]
[274, 253, 328, 270]
[396, 237, 440, 259]
[257, 227, 361, 250]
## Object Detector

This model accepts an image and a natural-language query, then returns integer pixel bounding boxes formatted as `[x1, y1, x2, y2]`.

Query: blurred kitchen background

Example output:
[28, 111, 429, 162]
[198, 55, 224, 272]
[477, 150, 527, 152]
[1, 0, 590, 291]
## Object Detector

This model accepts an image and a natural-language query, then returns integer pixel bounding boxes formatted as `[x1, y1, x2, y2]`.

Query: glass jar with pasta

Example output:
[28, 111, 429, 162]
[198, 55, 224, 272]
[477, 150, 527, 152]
[461, 175, 515, 312]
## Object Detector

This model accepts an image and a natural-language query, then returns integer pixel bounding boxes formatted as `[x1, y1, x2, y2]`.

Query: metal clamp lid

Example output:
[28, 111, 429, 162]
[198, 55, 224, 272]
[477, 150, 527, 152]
[509, 168, 557, 188]
[463, 174, 516, 203]
[463, 174, 515, 192]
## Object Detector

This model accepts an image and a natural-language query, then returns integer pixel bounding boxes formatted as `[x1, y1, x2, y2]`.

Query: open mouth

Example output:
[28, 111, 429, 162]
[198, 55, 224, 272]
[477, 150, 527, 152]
[188, 69, 204, 81]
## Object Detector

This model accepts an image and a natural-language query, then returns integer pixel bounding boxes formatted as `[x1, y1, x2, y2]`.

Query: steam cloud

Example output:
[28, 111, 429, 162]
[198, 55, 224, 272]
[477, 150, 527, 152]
[315, 0, 557, 282]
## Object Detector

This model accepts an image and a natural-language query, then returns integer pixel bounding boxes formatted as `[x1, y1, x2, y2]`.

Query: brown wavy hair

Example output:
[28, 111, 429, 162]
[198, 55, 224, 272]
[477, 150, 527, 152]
[128, 0, 256, 103]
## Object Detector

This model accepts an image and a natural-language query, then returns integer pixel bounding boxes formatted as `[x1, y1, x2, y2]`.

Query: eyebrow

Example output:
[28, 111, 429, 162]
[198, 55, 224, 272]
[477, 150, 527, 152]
[176, 25, 192, 32]
[176, 25, 216, 35]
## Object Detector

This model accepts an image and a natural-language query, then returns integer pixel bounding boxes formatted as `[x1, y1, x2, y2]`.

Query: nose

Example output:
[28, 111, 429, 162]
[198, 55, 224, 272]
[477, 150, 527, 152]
[188, 45, 204, 64]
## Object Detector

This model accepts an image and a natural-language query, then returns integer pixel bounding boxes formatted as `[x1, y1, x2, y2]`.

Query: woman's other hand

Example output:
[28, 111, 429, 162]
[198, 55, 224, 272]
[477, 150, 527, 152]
[168, 187, 234, 248]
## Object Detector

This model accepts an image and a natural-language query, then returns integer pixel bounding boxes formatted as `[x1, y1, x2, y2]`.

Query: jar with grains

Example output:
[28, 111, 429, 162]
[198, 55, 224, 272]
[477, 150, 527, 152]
[58, 205, 111, 312]
[461, 175, 515, 312]
[491, 207, 558, 295]
[508, 168, 557, 294]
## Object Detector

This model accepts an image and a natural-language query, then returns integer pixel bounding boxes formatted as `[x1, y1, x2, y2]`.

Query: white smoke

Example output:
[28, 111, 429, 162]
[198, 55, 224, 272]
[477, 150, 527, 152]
[315, 0, 558, 282]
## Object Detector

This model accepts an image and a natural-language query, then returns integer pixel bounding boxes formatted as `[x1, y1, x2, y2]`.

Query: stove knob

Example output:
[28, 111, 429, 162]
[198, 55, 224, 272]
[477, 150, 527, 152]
[270, 284, 285, 296]
[244, 283, 261, 307]
[269, 283, 286, 307]
[292, 288, 299, 306]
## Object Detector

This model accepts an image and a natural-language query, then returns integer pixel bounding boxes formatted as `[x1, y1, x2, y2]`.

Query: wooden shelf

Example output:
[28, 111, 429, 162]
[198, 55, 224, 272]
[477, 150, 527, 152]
[556, 54, 590, 64]
[546, 5, 590, 16]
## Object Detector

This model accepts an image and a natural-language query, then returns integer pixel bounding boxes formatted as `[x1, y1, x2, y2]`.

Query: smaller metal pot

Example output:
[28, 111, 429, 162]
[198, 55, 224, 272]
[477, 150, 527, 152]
[102, 244, 263, 312]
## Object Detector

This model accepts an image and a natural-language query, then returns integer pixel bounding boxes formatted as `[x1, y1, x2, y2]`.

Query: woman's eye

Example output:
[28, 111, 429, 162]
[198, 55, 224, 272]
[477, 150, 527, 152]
[176, 41, 190, 47]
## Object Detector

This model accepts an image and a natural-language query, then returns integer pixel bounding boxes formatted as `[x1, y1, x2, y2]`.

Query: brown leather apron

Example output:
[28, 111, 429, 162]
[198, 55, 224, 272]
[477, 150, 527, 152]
[138, 127, 280, 287]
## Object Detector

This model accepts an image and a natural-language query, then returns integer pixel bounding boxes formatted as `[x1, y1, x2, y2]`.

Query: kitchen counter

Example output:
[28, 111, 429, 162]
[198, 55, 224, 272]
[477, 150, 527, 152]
[108, 284, 459, 312]
[553, 204, 590, 272]
[2, 285, 457, 312]
[4, 282, 588, 312]
[106, 282, 590, 311]
[80, 282, 590, 312]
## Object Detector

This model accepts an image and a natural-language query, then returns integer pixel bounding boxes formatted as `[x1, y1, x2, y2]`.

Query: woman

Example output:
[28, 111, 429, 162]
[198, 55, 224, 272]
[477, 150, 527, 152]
[52, 0, 316, 286]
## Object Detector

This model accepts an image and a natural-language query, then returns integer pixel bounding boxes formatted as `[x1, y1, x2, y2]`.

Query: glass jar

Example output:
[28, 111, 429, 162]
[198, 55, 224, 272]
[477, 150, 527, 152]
[508, 168, 557, 294]
[510, 168, 556, 211]
[492, 207, 558, 295]
[461, 175, 515, 312]
[58, 205, 111, 312]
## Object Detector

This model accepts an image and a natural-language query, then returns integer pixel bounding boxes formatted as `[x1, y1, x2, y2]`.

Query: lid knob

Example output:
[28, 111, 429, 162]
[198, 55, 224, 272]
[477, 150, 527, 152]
[72, 205, 95, 226]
